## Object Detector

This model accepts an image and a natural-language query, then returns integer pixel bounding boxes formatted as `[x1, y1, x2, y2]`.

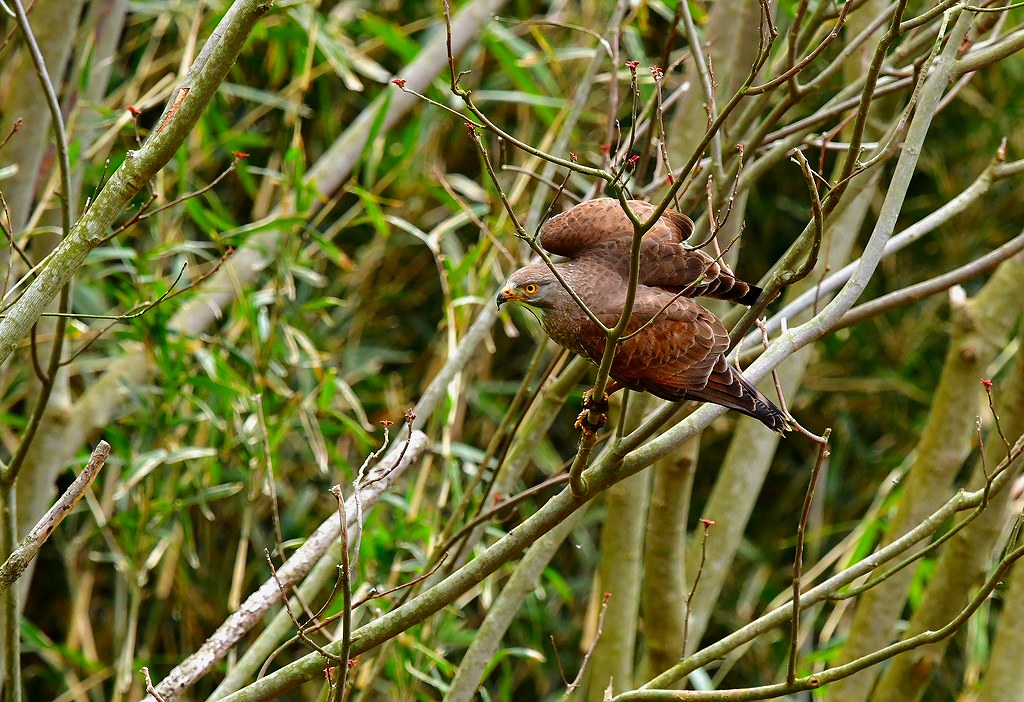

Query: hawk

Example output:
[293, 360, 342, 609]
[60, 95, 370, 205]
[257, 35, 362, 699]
[497, 198, 789, 434]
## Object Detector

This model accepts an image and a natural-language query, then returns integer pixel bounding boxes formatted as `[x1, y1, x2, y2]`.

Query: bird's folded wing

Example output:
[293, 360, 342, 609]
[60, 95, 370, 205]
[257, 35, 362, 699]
[603, 295, 728, 389]
[637, 242, 763, 305]
[540, 198, 694, 256]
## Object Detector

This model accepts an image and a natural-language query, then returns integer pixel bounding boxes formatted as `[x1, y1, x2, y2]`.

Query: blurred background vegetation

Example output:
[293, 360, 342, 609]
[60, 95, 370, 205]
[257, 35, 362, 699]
[1, 0, 1023, 700]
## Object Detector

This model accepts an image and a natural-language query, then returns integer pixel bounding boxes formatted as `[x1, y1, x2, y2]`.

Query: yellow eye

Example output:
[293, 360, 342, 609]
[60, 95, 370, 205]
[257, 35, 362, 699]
[523, 283, 539, 295]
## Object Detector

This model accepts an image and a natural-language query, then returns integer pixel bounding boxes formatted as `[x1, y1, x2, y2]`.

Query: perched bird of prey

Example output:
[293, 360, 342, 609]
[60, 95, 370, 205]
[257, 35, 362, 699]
[496, 198, 789, 433]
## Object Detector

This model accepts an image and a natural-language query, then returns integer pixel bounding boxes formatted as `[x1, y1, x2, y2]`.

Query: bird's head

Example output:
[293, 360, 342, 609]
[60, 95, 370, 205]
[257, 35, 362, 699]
[496, 265, 564, 312]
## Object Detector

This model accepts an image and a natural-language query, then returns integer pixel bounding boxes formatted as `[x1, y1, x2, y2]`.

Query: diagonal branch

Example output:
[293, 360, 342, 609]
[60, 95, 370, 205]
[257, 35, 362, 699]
[0, 0, 271, 366]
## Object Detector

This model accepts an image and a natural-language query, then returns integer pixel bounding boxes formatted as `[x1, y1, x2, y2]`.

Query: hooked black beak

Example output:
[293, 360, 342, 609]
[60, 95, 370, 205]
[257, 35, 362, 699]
[496, 288, 515, 308]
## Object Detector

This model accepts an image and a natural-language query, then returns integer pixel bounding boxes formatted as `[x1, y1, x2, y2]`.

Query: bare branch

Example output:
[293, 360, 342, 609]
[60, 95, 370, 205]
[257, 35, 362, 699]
[0, 441, 110, 594]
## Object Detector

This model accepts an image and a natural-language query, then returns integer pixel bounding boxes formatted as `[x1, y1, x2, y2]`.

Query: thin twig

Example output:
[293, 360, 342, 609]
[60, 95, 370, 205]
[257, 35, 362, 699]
[141, 667, 167, 702]
[788, 430, 831, 685]
[788, 150, 824, 287]
[0, 191, 33, 273]
[0, 118, 22, 152]
[352, 554, 449, 609]
[108, 154, 246, 238]
[982, 379, 1012, 457]
[56, 248, 234, 365]
[683, 519, 715, 655]
[264, 550, 341, 663]
[300, 554, 454, 641]
[500, 165, 583, 202]
[755, 318, 823, 439]
[976, 418, 991, 506]
[619, 235, 746, 343]
[256, 395, 285, 556]
[439, 474, 571, 556]
[330, 486, 354, 702]
[565, 592, 611, 697]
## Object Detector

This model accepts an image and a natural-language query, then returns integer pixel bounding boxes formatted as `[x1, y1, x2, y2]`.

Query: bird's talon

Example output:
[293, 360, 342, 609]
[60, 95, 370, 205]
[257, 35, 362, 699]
[575, 407, 608, 434]
[581, 389, 610, 417]
[577, 389, 609, 433]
